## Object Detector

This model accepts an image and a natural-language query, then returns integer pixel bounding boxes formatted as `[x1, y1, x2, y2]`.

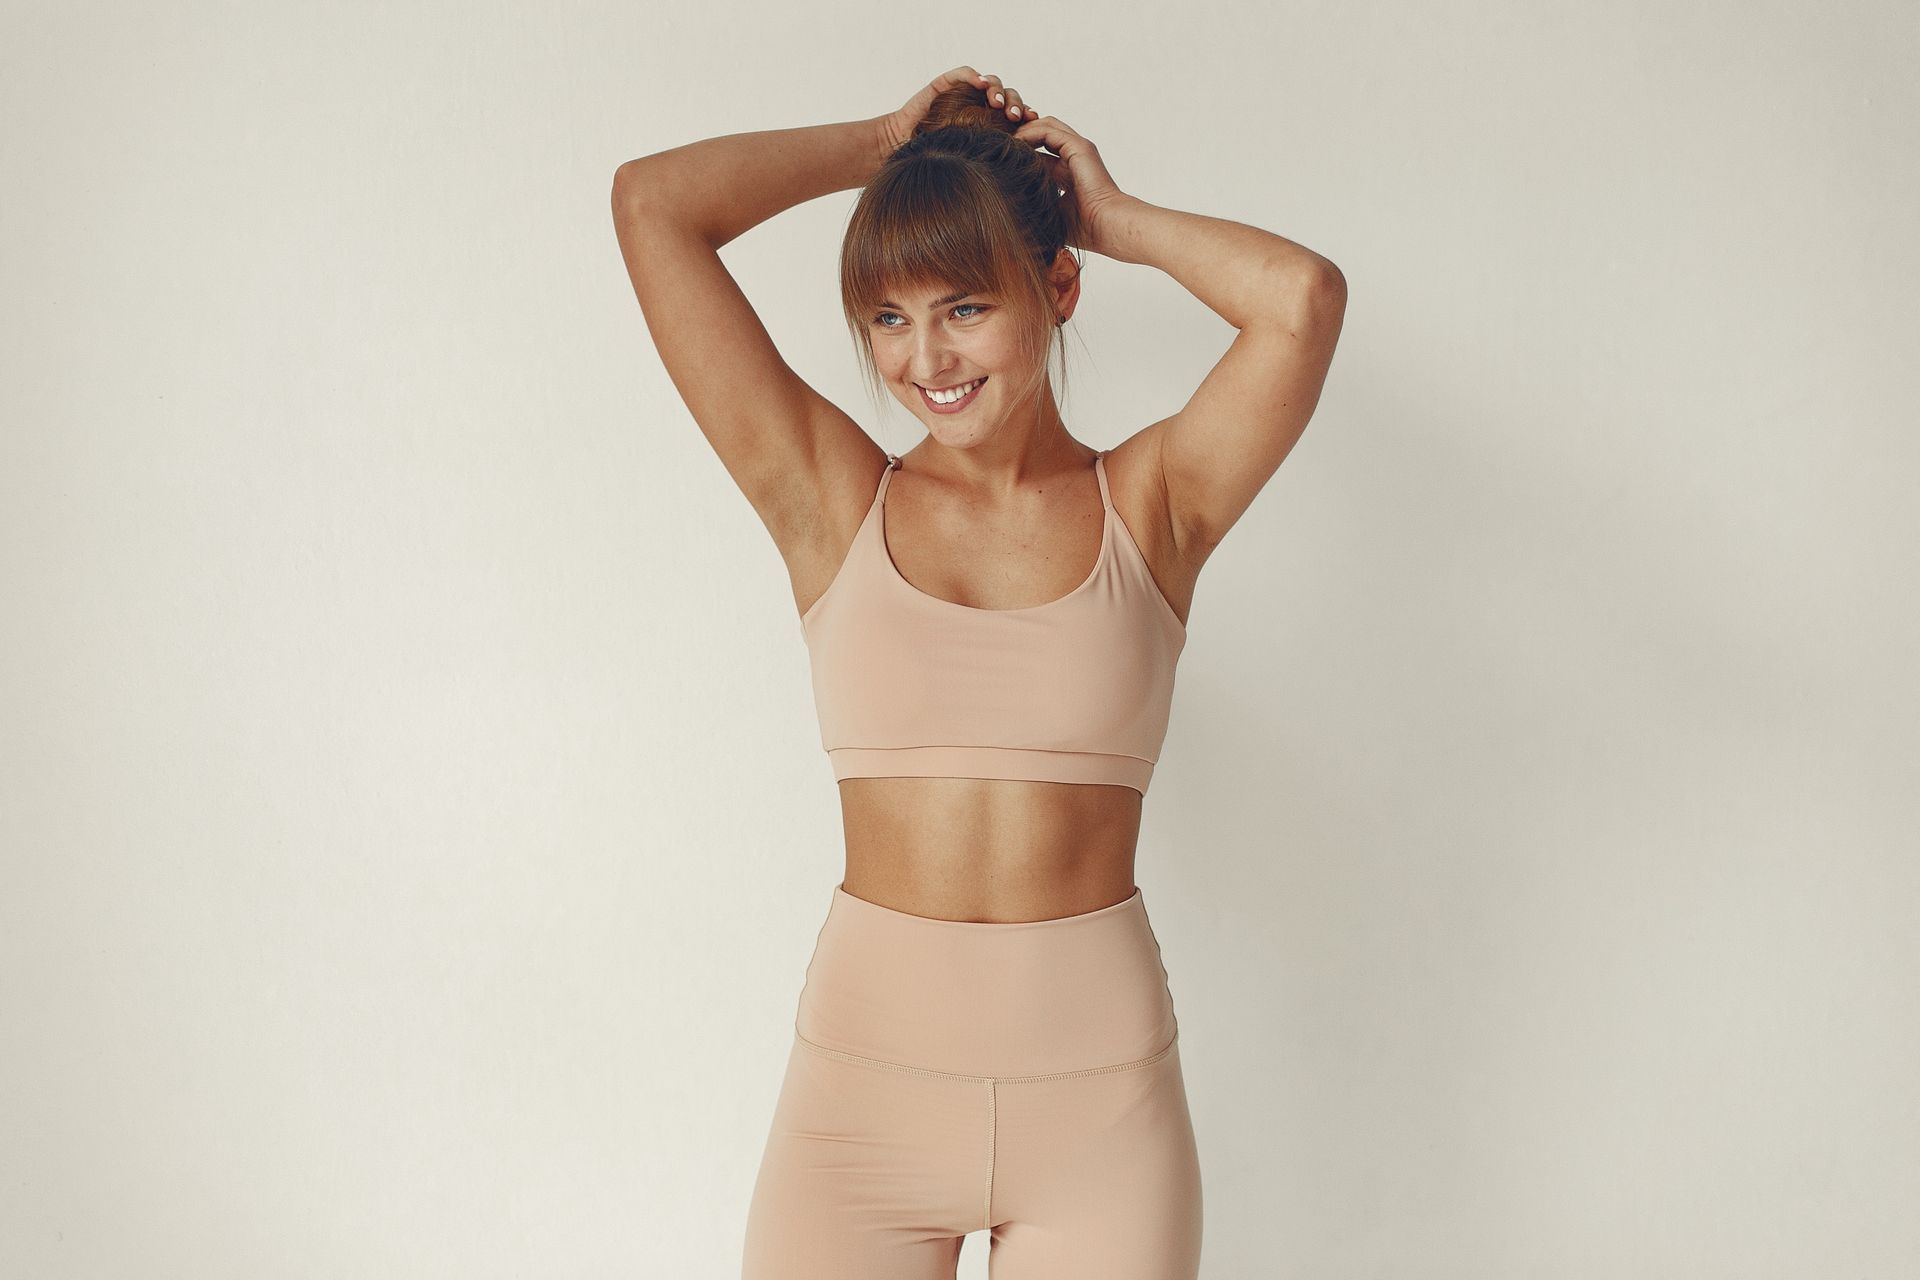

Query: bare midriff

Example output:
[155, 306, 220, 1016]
[836, 776, 1144, 923]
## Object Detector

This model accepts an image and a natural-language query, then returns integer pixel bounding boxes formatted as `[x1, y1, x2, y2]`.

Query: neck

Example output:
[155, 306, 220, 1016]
[908, 392, 1088, 494]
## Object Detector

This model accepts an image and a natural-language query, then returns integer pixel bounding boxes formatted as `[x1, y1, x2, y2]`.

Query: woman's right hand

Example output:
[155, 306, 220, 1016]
[876, 66, 1038, 159]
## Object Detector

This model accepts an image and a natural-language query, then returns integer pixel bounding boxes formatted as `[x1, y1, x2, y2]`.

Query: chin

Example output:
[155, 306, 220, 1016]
[919, 414, 1007, 451]
[896, 396, 995, 448]
[924, 426, 985, 450]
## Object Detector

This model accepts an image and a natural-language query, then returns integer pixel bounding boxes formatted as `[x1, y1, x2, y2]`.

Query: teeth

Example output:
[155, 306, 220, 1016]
[925, 378, 983, 404]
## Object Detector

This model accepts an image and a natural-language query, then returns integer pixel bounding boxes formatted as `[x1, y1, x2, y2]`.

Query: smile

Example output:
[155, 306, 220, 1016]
[917, 377, 987, 413]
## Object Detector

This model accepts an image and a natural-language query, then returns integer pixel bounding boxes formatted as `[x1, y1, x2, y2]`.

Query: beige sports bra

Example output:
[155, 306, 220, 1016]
[798, 450, 1187, 796]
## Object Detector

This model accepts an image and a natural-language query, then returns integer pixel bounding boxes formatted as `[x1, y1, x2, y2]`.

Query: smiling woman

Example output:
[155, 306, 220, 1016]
[839, 96, 1085, 429]
[612, 60, 1344, 1280]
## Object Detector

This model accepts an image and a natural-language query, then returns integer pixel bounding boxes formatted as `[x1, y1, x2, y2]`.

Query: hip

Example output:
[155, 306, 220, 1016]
[792, 881, 1181, 1080]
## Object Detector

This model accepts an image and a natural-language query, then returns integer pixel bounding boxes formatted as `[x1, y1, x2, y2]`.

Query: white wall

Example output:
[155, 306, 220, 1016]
[3, 2, 1915, 1276]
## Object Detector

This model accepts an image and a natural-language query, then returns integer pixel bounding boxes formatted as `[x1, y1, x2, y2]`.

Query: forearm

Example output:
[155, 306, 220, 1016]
[614, 116, 889, 248]
[1092, 195, 1338, 328]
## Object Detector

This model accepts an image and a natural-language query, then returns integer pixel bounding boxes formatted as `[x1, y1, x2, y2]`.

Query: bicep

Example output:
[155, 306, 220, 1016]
[1155, 269, 1347, 554]
[611, 171, 868, 533]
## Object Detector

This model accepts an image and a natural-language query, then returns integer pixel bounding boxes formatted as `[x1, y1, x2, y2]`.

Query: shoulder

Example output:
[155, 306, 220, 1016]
[1098, 426, 1204, 626]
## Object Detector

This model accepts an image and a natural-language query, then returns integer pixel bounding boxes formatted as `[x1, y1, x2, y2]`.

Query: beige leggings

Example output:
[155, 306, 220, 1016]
[741, 883, 1202, 1279]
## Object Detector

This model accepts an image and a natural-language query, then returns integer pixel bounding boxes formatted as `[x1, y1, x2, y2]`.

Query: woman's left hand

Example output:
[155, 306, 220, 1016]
[1012, 115, 1130, 256]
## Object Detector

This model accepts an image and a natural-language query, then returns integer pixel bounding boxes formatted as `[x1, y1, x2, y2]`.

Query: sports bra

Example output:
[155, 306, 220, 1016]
[797, 450, 1188, 796]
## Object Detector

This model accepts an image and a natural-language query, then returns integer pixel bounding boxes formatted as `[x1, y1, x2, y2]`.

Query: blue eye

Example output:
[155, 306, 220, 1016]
[871, 303, 989, 328]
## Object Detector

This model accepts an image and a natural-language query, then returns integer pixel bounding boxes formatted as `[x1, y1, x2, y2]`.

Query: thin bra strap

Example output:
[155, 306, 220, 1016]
[876, 453, 899, 501]
[1093, 450, 1113, 510]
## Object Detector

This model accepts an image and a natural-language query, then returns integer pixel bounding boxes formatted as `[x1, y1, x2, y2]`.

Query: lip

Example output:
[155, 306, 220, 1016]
[917, 377, 987, 414]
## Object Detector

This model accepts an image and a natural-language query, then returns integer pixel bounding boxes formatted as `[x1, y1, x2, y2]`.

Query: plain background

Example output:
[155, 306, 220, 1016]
[4, 2, 1916, 1277]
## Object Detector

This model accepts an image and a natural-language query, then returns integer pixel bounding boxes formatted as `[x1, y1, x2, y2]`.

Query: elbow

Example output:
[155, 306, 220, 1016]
[612, 158, 669, 209]
[1249, 262, 1345, 334]
[612, 162, 672, 235]
[611, 164, 635, 221]
[1304, 260, 1346, 311]
[1259, 256, 1345, 328]
[1289, 260, 1346, 329]
[612, 160, 646, 207]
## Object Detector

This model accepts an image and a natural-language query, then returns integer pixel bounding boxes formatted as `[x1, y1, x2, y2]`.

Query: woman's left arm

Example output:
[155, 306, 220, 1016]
[1093, 192, 1347, 559]
[1093, 194, 1340, 328]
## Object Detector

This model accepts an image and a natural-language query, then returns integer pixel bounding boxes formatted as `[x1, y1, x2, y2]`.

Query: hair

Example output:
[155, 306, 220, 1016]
[839, 83, 1085, 425]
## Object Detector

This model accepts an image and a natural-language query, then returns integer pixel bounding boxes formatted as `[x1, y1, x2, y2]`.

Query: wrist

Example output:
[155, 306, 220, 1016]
[1084, 192, 1144, 261]
[869, 114, 903, 171]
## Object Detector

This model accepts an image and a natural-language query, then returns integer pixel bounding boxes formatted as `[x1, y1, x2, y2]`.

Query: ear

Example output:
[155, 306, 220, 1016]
[1048, 248, 1082, 323]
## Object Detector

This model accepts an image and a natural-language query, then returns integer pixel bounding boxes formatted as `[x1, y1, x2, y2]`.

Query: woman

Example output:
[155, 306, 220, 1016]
[612, 65, 1344, 1279]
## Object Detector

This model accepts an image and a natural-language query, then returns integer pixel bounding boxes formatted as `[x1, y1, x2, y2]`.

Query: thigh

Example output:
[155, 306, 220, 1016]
[741, 1036, 985, 1280]
[986, 1041, 1204, 1280]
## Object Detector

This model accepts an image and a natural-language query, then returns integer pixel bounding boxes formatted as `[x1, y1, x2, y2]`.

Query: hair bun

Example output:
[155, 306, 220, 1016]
[914, 84, 1022, 139]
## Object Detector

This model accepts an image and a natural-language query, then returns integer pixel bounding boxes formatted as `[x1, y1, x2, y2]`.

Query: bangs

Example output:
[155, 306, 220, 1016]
[837, 140, 1073, 417]
[841, 160, 1042, 322]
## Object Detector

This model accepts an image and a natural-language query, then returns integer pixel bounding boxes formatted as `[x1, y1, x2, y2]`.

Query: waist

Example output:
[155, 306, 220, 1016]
[838, 775, 1143, 918]
[794, 882, 1180, 1078]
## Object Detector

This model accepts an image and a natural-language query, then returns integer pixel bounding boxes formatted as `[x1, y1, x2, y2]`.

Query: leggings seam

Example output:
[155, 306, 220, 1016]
[792, 1027, 1178, 1083]
[983, 1079, 996, 1230]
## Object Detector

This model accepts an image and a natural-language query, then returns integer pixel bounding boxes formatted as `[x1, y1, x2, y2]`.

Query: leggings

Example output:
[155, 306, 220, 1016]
[741, 883, 1202, 1279]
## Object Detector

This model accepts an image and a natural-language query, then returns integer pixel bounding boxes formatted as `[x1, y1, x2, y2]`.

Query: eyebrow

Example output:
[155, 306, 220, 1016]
[876, 290, 975, 310]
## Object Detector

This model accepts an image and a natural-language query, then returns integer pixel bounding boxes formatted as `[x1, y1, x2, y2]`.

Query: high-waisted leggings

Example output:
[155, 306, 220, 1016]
[741, 882, 1202, 1279]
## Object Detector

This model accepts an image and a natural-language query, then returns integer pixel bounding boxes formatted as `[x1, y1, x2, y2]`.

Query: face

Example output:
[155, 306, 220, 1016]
[867, 281, 1038, 449]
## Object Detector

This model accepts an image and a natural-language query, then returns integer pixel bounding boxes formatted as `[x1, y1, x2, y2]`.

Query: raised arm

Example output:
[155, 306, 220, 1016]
[1098, 193, 1346, 558]
[610, 114, 891, 556]
[1010, 115, 1347, 564]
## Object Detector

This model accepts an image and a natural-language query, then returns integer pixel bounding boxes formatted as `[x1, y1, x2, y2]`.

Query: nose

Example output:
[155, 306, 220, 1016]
[907, 334, 956, 385]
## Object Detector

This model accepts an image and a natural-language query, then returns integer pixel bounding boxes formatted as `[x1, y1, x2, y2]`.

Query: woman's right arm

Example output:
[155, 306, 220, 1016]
[609, 116, 892, 574]
[615, 115, 888, 252]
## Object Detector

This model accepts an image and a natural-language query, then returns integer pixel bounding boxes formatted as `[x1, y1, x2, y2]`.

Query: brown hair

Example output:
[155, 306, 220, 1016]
[840, 83, 1084, 423]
